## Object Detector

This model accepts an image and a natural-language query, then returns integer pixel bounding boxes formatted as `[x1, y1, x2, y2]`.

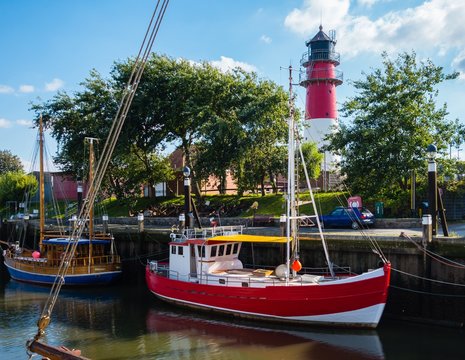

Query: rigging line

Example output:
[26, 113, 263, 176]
[297, 134, 335, 277]
[401, 234, 465, 269]
[33, 0, 170, 344]
[392, 267, 465, 287]
[390, 285, 465, 298]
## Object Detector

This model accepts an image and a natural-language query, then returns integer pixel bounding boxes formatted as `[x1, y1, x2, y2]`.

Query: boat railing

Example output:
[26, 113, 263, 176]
[170, 225, 244, 242]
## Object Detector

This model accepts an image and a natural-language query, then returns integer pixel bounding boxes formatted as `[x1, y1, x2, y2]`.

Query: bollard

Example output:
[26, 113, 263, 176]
[179, 213, 185, 233]
[422, 214, 432, 246]
[102, 214, 109, 234]
[138, 213, 144, 233]
[280, 214, 286, 237]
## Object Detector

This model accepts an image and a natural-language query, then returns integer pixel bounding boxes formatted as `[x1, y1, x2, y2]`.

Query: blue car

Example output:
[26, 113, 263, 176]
[320, 206, 375, 230]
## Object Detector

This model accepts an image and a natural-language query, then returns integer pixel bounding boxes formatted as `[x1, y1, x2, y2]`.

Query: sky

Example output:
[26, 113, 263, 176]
[1, 0, 465, 170]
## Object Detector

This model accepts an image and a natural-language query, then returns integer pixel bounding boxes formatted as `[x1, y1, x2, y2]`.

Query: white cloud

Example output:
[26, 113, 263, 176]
[0, 85, 14, 94]
[45, 78, 64, 91]
[210, 56, 257, 73]
[260, 35, 272, 44]
[0, 118, 12, 128]
[16, 119, 33, 127]
[452, 51, 465, 80]
[357, 0, 378, 7]
[284, 0, 465, 64]
[19, 84, 35, 93]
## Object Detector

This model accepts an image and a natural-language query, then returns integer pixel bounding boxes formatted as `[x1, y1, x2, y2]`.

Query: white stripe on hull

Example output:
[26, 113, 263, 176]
[150, 290, 385, 328]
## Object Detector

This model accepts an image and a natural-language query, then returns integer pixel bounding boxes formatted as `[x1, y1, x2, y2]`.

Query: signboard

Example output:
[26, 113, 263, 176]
[348, 196, 362, 209]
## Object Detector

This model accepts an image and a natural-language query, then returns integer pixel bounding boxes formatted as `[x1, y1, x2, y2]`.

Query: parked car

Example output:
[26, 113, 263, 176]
[320, 206, 375, 230]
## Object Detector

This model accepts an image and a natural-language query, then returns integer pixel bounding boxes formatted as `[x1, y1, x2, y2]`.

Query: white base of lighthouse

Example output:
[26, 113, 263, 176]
[303, 118, 339, 168]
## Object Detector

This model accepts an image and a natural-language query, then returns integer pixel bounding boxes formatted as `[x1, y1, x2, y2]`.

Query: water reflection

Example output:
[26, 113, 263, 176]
[2, 278, 464, 359]
[145, 308, 384, 360]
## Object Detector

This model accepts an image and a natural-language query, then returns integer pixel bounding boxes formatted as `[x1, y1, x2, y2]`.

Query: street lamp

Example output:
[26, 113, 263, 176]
[183, 166, 192, 229]
[427, 144, 437, 235]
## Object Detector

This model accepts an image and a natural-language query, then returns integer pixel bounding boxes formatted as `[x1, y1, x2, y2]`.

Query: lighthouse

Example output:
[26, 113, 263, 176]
[299, 25, 343, 190]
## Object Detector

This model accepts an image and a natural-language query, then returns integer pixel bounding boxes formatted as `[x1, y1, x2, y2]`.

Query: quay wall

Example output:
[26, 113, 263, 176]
[1, 218, 464, 327]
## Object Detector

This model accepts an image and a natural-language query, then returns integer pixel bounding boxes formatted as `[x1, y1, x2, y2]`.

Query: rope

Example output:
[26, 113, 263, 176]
[390, 285, 465, 298]
[392, 267, 465, 287]
[31, 0, 170, 345]
[401, 233, 465, 269]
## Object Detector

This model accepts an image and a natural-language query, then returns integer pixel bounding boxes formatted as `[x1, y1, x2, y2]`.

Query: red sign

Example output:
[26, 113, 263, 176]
[348, 196, 362, 209]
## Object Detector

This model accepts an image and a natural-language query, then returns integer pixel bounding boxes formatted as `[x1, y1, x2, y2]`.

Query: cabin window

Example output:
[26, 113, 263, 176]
[210, 246, 217, 257]
[233, 243, 239, 254]
[171, 246, 176, 255]
[218, 245, 224, 256]
[242, 282, 249, 287]
[219, 279, 226, 285]
[226, 244, 232, 255]
[197, 245, 205, 258]
[178, 246, 183, 256]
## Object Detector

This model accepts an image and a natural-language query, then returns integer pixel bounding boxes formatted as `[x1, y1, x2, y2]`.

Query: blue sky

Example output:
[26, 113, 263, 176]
[1, 0, 465, 169]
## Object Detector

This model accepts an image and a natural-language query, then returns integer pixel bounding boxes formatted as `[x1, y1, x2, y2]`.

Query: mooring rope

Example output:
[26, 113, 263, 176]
[401, 233, 465, 269]
[390, 285, 465, 298]
[392, 267, 465, 287]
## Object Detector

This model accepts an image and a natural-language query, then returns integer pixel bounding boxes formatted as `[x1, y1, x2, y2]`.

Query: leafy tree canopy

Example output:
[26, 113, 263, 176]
[0, 150, 23, 174]
[0, 171, 38, 205]
[327, 51, 460, 200]
[31, 54, 292, 198]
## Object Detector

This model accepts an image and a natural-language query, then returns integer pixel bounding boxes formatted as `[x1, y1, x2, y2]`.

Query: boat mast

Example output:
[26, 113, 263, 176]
[39, 115, 45, 252]
[286, 66, 297, 280]
[85, 137, 98, 257]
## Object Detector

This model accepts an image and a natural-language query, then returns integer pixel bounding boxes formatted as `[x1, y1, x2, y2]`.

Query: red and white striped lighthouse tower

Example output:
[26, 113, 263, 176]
[299, 25, 343, 190]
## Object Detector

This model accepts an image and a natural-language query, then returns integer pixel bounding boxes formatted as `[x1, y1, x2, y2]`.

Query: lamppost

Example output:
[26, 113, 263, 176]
[183, 166, 192, 229]
[427, 144, 437, 236]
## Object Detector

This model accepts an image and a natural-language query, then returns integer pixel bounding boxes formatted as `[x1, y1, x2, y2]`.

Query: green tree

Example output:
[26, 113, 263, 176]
[0, 172, 38, 205]
[0, 150, 23, 174]
[298, 142, 323, 182]
[327, 51, 459, 200]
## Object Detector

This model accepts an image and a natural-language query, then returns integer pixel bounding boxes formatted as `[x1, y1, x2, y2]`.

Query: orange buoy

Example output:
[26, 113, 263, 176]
[291, 259, 302, 272]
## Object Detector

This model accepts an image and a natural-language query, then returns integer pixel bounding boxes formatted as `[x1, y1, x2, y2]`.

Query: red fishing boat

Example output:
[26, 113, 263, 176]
[146, 69, 391, 328]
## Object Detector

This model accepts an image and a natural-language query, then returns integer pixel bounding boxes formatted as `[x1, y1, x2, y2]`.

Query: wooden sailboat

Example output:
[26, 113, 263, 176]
[146, 68, 391, 328]
[3, 121, 122, 286]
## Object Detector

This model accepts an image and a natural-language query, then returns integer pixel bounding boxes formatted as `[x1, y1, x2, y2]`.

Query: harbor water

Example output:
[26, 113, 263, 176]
[1, 276, 464, 360]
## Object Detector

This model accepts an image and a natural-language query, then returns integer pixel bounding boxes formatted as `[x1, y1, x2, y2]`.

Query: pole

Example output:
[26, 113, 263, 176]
[184, 168, 192, 229]
[428, 159, 437, 236]
[39, 116, 45, 252]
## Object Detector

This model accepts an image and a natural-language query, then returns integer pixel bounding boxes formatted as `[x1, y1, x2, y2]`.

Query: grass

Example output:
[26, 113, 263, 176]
[99, 191, 349, 218]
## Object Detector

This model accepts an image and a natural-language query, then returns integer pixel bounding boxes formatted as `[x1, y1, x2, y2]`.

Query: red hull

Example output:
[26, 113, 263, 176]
[146, 263, 391, 328]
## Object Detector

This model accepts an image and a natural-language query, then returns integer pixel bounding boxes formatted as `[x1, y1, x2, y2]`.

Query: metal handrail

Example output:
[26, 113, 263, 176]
[300, 50, 340, 66]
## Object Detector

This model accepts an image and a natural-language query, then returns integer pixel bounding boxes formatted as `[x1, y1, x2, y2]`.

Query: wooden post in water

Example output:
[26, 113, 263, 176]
[422, 214, 432, 246]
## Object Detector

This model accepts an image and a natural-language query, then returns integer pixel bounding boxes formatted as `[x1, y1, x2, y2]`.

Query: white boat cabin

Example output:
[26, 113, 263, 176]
[168, 231, 244, 281]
